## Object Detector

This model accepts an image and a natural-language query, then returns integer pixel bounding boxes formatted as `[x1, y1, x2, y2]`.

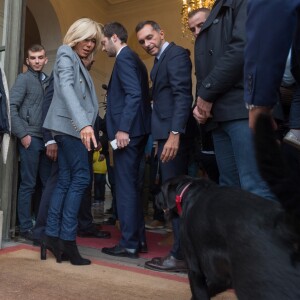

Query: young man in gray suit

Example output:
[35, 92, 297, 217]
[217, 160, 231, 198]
[136, 20, 193, 272]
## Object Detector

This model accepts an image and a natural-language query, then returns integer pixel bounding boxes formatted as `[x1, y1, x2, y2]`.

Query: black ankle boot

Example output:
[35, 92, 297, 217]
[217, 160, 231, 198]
[41, 235, 62, 263]
[61, 240, 91, 265]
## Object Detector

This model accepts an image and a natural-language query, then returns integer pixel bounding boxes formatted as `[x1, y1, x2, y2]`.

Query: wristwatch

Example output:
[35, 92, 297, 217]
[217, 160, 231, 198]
[245, 103, 271, 110]
[171, 131, 179, 135]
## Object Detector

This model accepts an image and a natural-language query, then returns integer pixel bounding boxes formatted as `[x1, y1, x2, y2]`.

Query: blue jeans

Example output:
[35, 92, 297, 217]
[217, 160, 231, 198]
[17, 137, 51, 232]
[45, 135, 90, 240]
[212, 119, 276, 201]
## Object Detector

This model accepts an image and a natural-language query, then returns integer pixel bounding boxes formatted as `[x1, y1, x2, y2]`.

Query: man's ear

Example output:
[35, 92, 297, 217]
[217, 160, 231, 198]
[112, 34, 118, 43]
[159, 29, 165, 41]
[44, 57, 48, 65]
[26, 58, 29, 65]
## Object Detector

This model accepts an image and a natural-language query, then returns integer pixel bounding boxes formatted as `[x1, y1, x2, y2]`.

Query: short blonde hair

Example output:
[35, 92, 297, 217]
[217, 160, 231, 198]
[63, 18, 103, 55]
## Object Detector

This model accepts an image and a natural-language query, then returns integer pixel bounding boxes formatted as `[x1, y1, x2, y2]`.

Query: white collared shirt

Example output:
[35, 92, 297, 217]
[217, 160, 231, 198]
[116, 45, 127, 57]
[156, 42, 169, 60]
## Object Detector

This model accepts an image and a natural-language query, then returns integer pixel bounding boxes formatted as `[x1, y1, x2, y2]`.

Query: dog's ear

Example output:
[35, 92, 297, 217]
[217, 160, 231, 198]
[157, 175, 195, 215]
[161, 179, 178, 210]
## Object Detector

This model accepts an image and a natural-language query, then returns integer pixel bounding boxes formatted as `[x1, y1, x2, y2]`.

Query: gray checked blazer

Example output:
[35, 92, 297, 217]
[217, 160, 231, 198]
[43, 45, 99, 139]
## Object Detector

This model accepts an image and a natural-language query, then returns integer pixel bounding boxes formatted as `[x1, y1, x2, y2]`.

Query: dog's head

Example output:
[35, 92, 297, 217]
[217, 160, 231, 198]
[155, 175, 197, 219]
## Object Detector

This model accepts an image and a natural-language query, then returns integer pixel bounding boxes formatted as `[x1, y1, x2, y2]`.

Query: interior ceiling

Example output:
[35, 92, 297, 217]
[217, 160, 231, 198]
[105, 0, 132, 4]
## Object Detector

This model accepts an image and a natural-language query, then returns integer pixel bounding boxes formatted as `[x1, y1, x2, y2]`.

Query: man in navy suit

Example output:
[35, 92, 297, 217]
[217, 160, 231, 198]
[244, 0, 300, 128]
[136, 20, 193, 272]
[100, 22, 151, 258]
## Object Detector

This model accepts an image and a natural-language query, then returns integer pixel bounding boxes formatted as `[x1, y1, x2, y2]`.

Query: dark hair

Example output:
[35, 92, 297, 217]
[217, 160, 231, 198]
[135, 20, 161, 33]
[103, 22, 128, 43]
[188, 8, 210, 19]
[27, 44, 46, 56]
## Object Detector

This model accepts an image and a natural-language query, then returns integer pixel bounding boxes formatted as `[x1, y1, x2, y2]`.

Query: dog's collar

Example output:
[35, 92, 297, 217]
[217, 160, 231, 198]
[176, 183, 192, 215]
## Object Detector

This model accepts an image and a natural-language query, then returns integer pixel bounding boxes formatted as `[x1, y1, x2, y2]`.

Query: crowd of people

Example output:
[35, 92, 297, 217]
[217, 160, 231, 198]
[8, 0, 300, 272]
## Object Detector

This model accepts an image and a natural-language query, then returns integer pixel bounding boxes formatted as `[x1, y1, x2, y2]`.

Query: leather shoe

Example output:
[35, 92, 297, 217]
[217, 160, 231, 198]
[19, 229, 34, 241]
[144, 254, 187, 272]
[139, 241, 148, 253]
[102, 245, 138, 259]
[102, 217, 116, 226]
[77, 228, 111, 239]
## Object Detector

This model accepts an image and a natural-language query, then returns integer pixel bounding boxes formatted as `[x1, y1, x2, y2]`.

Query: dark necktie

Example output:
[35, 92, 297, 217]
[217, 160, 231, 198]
[150, 57, 158, 81]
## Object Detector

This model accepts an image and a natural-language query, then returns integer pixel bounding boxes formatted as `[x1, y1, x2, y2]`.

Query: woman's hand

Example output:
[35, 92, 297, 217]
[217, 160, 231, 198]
[80, 125, 97, 151]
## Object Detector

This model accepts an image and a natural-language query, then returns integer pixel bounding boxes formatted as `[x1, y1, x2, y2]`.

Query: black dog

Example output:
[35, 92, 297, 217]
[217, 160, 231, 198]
[156, 115, 300, 300]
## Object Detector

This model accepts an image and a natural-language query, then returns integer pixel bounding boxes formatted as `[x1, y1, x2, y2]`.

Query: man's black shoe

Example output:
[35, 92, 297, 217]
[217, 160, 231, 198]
[105, 207, 113, 214]
[102, 245, 139, 259]
[19, 229, 34, 241]
[102, 217, 116, 226]
[139, 241, 148, 253]
[77, 228, 111, 239]
[32, 239, 41, 246]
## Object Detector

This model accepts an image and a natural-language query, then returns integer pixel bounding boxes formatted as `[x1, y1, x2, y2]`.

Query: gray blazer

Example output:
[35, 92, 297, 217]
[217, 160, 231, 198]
[43, 45, 99, 139]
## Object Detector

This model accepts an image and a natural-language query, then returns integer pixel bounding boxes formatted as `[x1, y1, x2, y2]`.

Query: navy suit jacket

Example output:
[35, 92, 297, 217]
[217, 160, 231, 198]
[244, 0, 300, 107]
[106, 46, 151, 141]
[151, 42, 193, 140]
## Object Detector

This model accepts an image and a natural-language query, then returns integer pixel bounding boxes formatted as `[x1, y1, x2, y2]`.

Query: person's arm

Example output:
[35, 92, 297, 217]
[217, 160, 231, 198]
[244, 0, 296, 108]
[161, 48, 193, 163]
[167, 48, 193, 134]
[42, 72, 54, 144]
[114, 51, 144, 148]
[42, 72, 58, 161]
[244, 0, 298, 128]
[10, 73, 28, 139]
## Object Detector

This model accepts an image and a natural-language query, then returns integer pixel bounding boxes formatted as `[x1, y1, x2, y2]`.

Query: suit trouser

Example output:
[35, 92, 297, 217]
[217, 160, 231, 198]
[113, 135, 148, 250]
[157, 138, 189, 260]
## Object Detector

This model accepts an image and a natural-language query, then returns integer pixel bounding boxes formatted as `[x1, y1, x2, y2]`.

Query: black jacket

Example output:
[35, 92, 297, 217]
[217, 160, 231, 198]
[195, 0, 248, 128]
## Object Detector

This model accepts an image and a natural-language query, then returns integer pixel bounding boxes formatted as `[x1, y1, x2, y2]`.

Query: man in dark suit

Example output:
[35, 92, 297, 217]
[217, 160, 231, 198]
[100, 22, 151, 258]
[244, 0, 300, 128]
[136, 20, 193, 272]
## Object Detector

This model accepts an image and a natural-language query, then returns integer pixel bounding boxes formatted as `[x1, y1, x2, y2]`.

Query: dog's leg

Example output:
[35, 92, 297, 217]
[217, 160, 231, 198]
[188, 270, 210, 300]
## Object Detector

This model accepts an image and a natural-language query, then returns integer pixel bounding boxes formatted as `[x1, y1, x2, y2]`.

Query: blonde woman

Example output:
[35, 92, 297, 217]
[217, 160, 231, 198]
[43, 18, 103, 265]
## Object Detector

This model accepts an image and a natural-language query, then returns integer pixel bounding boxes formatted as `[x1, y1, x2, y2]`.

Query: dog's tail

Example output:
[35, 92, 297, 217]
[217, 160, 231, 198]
[254, 114, 300, 226]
